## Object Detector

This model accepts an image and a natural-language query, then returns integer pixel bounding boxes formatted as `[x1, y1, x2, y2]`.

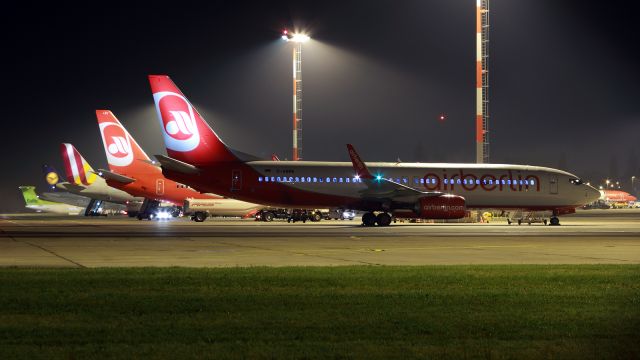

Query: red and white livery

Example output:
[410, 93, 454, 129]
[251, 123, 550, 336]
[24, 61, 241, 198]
[149, 75, 601, 226]
[96, 110, 261, 219]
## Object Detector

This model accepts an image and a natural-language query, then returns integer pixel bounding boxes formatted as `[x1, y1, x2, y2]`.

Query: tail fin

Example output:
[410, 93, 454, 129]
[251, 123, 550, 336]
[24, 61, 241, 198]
[96, 110, 151, 175]
[42, 164, 61, 190]
[148, 75, 238, 165]
[60, 143, 97, 186]
[19, 186, 50, 205]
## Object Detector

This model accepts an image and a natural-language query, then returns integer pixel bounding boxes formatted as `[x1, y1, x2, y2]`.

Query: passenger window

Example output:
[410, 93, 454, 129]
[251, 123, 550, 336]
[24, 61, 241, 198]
[346, 178, 350, 183]
[456, 179, 461, 184]
[530, 180, 535, 185]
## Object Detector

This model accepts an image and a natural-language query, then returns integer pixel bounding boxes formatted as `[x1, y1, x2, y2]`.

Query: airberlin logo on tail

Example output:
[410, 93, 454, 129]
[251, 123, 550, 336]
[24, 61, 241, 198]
[153, 91, 200, 152]
[99, 121, 134, 167]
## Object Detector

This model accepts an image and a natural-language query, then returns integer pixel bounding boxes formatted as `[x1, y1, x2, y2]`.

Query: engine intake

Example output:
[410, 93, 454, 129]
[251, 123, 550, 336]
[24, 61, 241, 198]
[416, 194, 467, 219]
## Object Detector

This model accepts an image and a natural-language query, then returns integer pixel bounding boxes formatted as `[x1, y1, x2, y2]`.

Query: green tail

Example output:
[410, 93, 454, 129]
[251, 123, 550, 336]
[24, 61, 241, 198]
[19, 186, 57, 206]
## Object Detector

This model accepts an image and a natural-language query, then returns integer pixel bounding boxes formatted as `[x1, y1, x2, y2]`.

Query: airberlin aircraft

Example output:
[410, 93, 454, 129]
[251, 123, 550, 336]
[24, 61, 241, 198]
[95, 110, 261, 219]
[149, 75, 601, 226]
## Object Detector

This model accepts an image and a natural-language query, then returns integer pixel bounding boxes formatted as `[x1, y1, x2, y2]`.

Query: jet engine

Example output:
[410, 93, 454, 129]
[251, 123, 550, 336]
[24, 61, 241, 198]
[415, 194, 467, 219]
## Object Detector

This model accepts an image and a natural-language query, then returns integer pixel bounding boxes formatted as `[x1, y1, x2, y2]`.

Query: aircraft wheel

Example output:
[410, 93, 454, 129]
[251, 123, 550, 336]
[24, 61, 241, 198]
[263, 212, 274, 222]
[376, 213, 392, 227]
[544, 219, 548, 225]
[362, 212, 376, 227]
[517, 219, 522, 225]
[193, 212, 207, 222]
[549, 217, 560, 226]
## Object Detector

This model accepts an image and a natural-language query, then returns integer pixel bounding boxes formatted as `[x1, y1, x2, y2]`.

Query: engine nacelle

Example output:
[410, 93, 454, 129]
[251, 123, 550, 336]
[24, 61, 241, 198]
[416, 194, 467, 219]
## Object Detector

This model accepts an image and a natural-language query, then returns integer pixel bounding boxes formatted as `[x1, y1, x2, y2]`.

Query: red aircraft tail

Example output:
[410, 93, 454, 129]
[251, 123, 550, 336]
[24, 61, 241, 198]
[149, 75, 238, 165]
[96, 110, 152, 175]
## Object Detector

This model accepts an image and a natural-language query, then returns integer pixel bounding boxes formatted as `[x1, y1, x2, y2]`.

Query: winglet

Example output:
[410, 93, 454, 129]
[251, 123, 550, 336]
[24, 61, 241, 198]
[347, 144, 373, 179]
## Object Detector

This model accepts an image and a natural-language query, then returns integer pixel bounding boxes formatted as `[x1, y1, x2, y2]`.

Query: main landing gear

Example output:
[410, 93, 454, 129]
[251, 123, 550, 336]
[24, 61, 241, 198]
[549, 216, 560, 226]
[362, 212, 392, 227]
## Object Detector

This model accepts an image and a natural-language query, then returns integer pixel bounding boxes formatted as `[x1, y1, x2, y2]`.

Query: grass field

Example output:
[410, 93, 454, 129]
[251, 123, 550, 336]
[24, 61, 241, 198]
[0, 265, 638, 359]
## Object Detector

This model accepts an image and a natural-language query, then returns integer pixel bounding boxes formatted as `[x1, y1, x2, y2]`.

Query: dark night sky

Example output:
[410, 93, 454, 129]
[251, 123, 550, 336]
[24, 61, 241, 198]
[2, 0, 639, 212]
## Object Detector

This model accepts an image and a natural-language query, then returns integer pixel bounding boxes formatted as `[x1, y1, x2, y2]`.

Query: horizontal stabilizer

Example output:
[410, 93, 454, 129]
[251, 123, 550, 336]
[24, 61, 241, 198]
[154, 154, 200, 174]
[96, 169, 136, 184]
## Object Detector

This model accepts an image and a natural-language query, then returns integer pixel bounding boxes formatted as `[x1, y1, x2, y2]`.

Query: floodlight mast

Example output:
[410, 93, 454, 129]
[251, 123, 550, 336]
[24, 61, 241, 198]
[476, 0, 490, 164]
[282, 30, 309, 161]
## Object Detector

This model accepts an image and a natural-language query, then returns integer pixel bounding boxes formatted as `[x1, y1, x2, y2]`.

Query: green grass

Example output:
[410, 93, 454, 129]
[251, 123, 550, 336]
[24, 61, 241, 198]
[0, 266, 638, 359]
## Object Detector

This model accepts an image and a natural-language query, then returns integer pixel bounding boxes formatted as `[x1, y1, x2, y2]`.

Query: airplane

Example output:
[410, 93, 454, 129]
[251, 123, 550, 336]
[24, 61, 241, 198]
[94, 109, 262, 220]
[57, 143, 143, 215]
[148, 75, 601, 226]
[40, 164, 91, 207]
[600, 189, 637, 203]
[18, 186, 84, 215]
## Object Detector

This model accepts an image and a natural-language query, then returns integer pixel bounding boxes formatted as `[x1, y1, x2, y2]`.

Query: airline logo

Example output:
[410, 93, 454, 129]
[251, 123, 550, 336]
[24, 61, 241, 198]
[152, 91, 200, 152]
[61, 143, 97, 186]
[45, 172, 59, 185]
[99, 120, 134, 167]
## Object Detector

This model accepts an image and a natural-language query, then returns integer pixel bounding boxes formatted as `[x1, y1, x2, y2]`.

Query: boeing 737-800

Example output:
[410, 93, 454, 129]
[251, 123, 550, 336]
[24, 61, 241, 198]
[148, 75, 601, 226]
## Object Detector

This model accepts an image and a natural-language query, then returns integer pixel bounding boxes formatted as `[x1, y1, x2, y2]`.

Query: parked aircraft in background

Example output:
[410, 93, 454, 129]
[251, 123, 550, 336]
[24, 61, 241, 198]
[600, 189, 637, 203]
[57, 143, 143, 215]
[18, 186, 84, 215]
[148, 75, 601, 226]
[95, 110, 261, 220]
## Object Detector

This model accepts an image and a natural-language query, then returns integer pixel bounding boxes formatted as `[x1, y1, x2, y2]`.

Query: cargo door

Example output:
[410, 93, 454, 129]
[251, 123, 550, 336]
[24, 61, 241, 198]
[549, 175, 558, 195]
[156, 179, 165, 195]
[231, 169, 242, 191]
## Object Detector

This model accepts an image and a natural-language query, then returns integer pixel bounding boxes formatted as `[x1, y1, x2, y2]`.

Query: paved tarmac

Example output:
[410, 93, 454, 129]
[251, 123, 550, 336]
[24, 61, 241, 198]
[1, 210, 639, 267]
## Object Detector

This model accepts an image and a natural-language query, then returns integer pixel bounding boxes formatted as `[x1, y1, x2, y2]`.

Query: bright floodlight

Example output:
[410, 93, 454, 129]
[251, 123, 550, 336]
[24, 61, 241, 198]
[282, 30, 310, 43]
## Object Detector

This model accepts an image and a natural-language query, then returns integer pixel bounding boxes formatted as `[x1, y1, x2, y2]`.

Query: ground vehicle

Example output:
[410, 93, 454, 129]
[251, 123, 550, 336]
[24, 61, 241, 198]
[325, 209, 356, 220]
[581, 200, 611, 210]
[507, 211, 548, 225]
[255, 208, 322, 222]
[255, 209, 290, 222]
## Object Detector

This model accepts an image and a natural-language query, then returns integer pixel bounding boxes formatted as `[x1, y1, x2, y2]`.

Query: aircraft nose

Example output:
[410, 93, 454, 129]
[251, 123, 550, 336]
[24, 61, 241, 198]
[585, 185, 601, 204]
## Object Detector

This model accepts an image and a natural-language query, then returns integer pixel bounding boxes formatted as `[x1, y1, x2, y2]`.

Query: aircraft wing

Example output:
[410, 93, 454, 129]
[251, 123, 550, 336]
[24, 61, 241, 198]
[347, 144, 441, 203]
[96, 169, 136, 184]
[155, 155, 200, 174]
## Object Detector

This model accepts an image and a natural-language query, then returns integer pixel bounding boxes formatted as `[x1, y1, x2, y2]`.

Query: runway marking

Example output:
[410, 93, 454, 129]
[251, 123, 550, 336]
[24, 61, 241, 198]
[0, 227, 85, 268]
[215, 240, 382, 266]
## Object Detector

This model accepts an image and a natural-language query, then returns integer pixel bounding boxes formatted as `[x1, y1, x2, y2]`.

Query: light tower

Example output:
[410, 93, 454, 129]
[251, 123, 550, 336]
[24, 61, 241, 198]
[282, 30, 310, 161]
[476, 0, 490, 163]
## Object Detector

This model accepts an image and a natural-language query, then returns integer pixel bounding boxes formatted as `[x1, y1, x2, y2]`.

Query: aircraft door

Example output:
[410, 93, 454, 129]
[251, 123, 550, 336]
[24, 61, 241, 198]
[549, 175, 558, 194]
[231, 169, 242, 191]
[156, 179, 165, 195]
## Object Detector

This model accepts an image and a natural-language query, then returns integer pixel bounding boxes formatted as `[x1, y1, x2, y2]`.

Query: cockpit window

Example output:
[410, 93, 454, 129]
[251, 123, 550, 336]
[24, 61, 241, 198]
[570, 178, 583, 185]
